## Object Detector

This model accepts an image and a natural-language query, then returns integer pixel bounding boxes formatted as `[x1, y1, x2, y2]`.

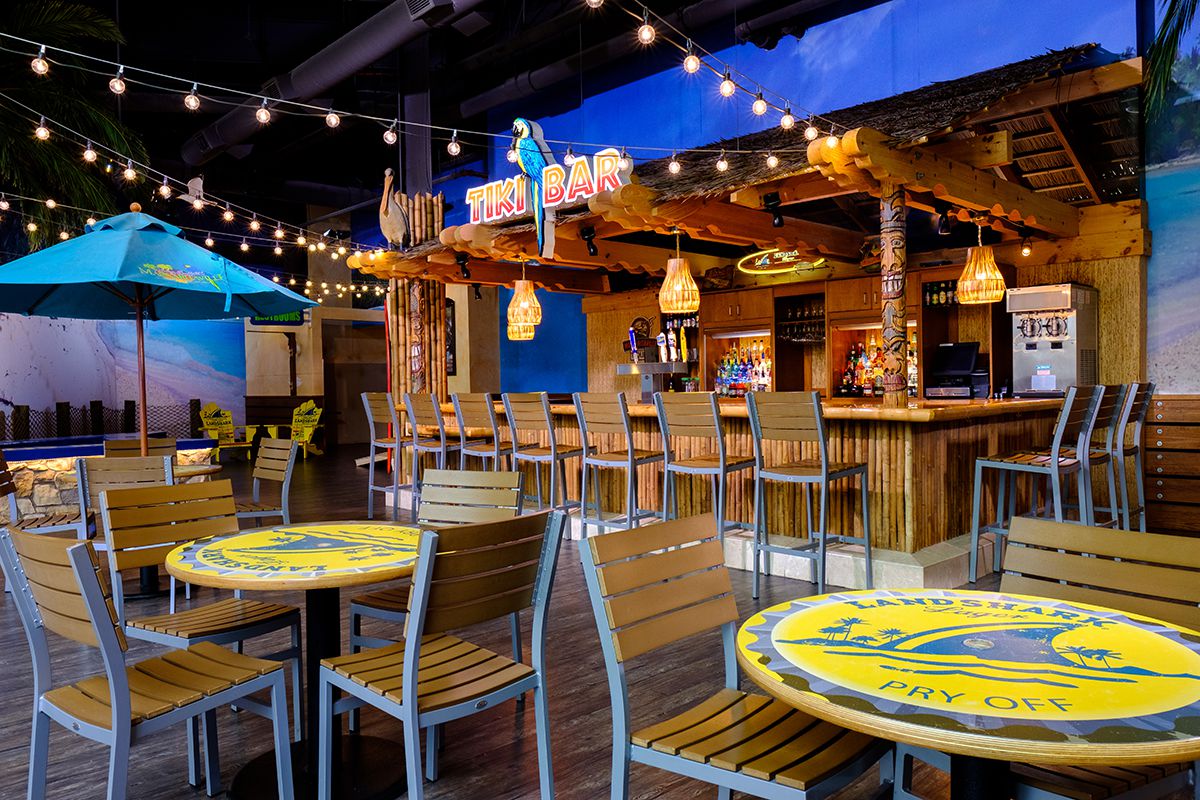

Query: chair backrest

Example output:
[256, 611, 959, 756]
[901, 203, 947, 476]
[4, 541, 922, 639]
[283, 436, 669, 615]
[199, 403, 239, 445]
[452, 392, 502, 447]
[746, 391, 827, 470]
[1090, 384, 1126, 450]
[404, 393, 447, 445]
[503, 392, 559, 455]
[361, 391, 399, 441]
[1117, 381, 1155, 451]
[1, 450, 19, 523]
[1001, 516, 1200, 632]
[99, 480, 239, 621]
[103, 437, 178, 458]
[253, 438, 298, 496]
[574, 392, 635, 455]
[416, 469, 522, 527]
[655, 392, 725, 463]
[1044, 386, 1081, 457]
[291, 400, 323, 445]
[78, 455, 174, 537]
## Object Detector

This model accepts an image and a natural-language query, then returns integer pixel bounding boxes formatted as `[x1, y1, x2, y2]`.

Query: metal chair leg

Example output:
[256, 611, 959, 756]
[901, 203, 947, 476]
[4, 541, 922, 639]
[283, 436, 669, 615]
[29, 710, 50, 800]
[106, 728, 131, 800]
[1134, 448, 1147, 531]
[969, 462, 985, 583]
[1050, 468, 1065, 522]
[661, 469, 672, 522]
[391, 446, 401, 522]
[993, 471, 1008, 574]
[716, 472, 727, 544]
[187, 715, 202, 788]
[1116, 452, 1132, 530]
[366, 443, 376, 519]
[751, 474, 763, 600]
[817, 480, 829, 593]
[1104, 458, 1120, 527]
[425, 725, 438, 782]
[860, 471, 874, 589]
[269, 675, 295, 800]
[317, 677, 335, 800]
[579, 461, 589, 537]
[533, 678, 555, 799]
[202, 709, 221, 796]
[290, 624, 303, 742]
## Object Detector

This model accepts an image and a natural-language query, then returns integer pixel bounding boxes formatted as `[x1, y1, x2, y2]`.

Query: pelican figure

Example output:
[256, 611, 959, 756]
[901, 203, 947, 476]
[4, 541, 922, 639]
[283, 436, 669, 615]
[380, 167, 411, 249]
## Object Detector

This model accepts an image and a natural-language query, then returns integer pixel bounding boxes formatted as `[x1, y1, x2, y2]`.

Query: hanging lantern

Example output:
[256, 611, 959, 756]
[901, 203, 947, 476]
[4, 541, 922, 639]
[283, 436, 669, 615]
[957, 223, 1007, 304]
[507, 262, 542, 341]
[659, 230, 700, 314]
[507, 322, 536, 341]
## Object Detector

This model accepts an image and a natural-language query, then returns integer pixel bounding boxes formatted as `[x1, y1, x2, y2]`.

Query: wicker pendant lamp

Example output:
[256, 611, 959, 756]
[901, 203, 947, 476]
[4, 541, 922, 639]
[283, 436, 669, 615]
[506, 260, 542, 341]
[659, 229, 700, 314]
[957, 222, 1007, 304]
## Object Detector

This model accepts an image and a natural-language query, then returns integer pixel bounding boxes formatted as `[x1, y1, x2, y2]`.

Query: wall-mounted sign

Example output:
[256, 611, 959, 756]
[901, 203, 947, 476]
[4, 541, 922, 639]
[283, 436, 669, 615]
[464, 118, 630, 259]
[736, 248, 829, 276]
[249, 310, 305, 326]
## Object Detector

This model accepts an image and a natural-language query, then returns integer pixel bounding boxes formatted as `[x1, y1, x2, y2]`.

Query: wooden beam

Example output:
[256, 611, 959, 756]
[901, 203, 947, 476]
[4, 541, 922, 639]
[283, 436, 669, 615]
[963, 58, 1142, 126]
[728, 172, 855, 208]
[820, 127, 1080, 237]
[1043, 108, 1102, 204]
[426, 258, 611, 293]
[922, 131, 1013, 168]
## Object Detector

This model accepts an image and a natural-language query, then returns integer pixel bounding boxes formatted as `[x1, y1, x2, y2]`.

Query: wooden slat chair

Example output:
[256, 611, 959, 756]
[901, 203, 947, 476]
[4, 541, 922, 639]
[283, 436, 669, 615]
[580, 512, 893, 800]
[99, 480, 303, 741]
[896, 517, 1200, 800]
[103, 437, 178, 458]
[655, 392, 754, 539]
[317, 510, 565, 800]
[503, 391, 584, 511]
[1114, 382, 1154, 531]
[361, 391, 410, 521]
[0, 527, 295, 800]
[1, 449, 93, 540]
[574, 392, 663, 534]
[199, 403, 253, 462]
[746, 391, 874, 595]
[403, 393, 464, 520]
[969, 385, 1096, 583]
[235, 438, 298, 525]
[77, 455, 175, 546]
[452, 392, 511, 470]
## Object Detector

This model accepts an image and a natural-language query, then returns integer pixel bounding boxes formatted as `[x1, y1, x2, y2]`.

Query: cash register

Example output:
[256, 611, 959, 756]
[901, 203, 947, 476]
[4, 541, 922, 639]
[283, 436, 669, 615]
[924, 342, 990, 399]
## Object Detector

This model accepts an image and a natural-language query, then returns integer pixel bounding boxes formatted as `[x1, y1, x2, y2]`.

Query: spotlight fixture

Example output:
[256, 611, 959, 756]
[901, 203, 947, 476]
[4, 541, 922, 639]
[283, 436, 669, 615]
[383, 121, 398, 145]
[668, 154, 681, 174]
[255, 98, 271, 124]
[752, 92, 768, 116]
[325, 109, 341, 128]
[31, 45, 49, 75]
[934, 202, 954, 236]
[719, 72, 736, 97]
[447, 130, 461, 156]
[109, 66, 126, 94]
[683, 42, 700, 74]
[473, 283, 483, 301]
[184, 83, 201, 111]
[763, 191, 784, 228]
[580, 225, 599, 257]
[715, 150, 729, 172]
[780, 108, 795, 130]
[83, 141, 97, 162]
[456, 252, 472, 279]
[34, 117, 49, 140]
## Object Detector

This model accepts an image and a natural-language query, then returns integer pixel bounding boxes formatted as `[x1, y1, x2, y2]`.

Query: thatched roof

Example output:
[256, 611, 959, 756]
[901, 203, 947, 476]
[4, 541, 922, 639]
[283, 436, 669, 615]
[638, 44, 1098, 201]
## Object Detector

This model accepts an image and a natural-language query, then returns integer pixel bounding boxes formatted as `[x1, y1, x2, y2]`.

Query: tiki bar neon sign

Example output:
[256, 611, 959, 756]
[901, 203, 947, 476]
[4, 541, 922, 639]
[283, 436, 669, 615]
[465, 148, 628, 225]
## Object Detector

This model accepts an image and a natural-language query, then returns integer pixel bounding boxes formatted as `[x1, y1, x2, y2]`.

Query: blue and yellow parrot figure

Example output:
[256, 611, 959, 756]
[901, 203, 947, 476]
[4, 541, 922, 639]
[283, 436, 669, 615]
[512, 117, 557, 259]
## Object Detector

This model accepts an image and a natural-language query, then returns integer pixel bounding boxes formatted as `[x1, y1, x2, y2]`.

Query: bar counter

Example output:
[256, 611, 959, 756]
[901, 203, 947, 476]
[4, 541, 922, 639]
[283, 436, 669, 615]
[432, 396, 1060, 556]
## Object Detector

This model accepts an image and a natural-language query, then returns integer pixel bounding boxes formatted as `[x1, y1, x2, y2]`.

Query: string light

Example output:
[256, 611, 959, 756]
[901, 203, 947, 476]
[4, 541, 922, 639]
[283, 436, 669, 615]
[272, 275, 280, 282]
[191, 197, 204, 211]
[683, 42, 700, 74]
[86, 216, 96, 226]
[766, 152, 779, 169]
[308, 243, 317, 252]
[82, 141, 97, 162]
[296, 234, 307, 245]
[59, 231, 69, 240]
[563, 145, 576, 165]
[383, 121, 398, 145]
[249, 214, 260, 232]
[324, 109, 341, 128]
[637, 10, 655, 44]
[122, 160, 136, 181]
[158, 177, 171, 198]
[222, 204, 234, 222]
[0, 195, 9, 211]
[108, 66, 125, 94]
[1020, 237, 1033, 257]
[288, 278, 296, 285]
[825, 133, 839, 148]
[255, 99, 271, 125]
[26, 222, 37, 233]
[617, 147, 630, 171]
[316, 240, 327, 251]
[752, 92, 768, 116]
[30, 45, 48, 75]
[780, 109, 795, 130]
[184, 83, 201, 111]
[34, 116, 49, 140]
[506, 144, 519, 163]
[715, 150, 729, 172]
[274, 225, 286, 239]
[668, 154, 681, 174]
[585, 0, 603, 7]
[274, 245, 283, 256]
[447, 130, 461, 156]
[239, 238, 249, 252]
[804, 121, 820, 141]
[204, 233, 214, 247]
[337, 245, 347, 255]
[719, 72, 736, 97]
[44, 198, 56, 209]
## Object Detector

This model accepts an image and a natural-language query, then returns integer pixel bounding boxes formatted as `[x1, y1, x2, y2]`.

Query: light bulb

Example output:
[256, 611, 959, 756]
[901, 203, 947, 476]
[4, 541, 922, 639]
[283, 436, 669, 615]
[825, 133, 839, 148]
[222, 205, 234, 222]
[273, 275, 280, 282]
[683, 43, 701, 74]
[274, 226, 285, 239]
[317, 240, 327, 251]
[780, 109, 796, 130]
[109, 67, 126, 94]
[34, 117, 49, 140]
[239, 239, 249, 252]
[752, 93, 768, 116]
[122, 160, 136, 181]
[325, 109, 340, 128]
[296, 235, 307, 245]
[719, 72, 736, 97]
[59, 231, 69, 240]
[637, 13, 655, 44]
[288, 278, 296, 285]
[158, 178, 171, 198]
[766, 152, 779, 169]
[45, 198, 56, 209]
[0, 196, 9, 211]
[716, 151, 729, 172]
[321, 282, 328, 288]
[31, 46, 49, 75]
[26, 222, 37, 233]
[337, 245, 347, 255]
[330, 252, 339, 260]
[192, 198, 204, 211]
[255, 99, 271, 124]
[617, 148, 630, 171]
[1020, 237, 1033, 257]
[804, 122, 819, 141]
[306, 280, 313, 287]
[506, 146, 519, 163]
[668, 154, 681, 174]
[308, 244, 317, 252]
[83, 141, 97, 162]
[585, 0, 603, 7]
[249, 215, 260, 232]
[563, 146, 576, 165]
[447, 131, 461, 156]
[86, 217, 97, 226]
[184, 83, 201, 111]
[383, 124, 398, 145]
[204, 234, 214, 247]
[274, 246, 283, 256]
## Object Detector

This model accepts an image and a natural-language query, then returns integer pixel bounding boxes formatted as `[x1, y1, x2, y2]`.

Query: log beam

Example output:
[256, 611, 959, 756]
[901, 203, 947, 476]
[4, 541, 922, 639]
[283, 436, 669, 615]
[922, 131, 1013, 168]
[963, 58, 1142, 126]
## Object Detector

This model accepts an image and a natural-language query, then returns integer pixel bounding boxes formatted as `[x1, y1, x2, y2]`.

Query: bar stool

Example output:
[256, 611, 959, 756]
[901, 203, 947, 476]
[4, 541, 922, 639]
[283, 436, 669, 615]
[746, 391, 873, 596]
[1115, 381, 1154, 531]
[402, 393, 463, 519]
[573, 392, 663, 535]
[503, 392, 584, 511]
[968, 385, 1097, 583]
[361, 391, 409, 521]
[452, 392, 511, 470]
[655, 392, 754, 539]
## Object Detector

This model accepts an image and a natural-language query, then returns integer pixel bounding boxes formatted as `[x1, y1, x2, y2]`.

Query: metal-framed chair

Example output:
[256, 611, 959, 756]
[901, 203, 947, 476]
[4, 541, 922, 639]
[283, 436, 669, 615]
[1, 450, 92, 540]
[452, 392, 511, 470]
[99, 480, 303, 741]
[317, 511, 565, 800]
[746, 391, 874, 595]
[580, 512, 893, 800]
[655, 392, 754, 538]
[77, 455, 175, 548]
[0, 526, 295, 800]
[573, 392, 663, 534]
[503, 391, 584, 511]
[361, 391, 409, 521]
[235, 438, 298, 526]
[1116, 382, 1154, 531]
[403, 393, 464, 519]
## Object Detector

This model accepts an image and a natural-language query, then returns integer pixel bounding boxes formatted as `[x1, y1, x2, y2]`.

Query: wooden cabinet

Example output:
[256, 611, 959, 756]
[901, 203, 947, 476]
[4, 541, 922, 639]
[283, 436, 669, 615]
[699, 287, 772, 327]
[826, 276, 877, 315]
[1144, 395, 1200, 534]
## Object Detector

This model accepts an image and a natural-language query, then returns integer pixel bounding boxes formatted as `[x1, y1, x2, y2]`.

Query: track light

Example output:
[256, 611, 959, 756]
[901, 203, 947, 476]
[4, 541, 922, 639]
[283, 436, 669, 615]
[580, 225, 598, 257]
[763, 192, 784, 228]
[255, 99, 271, 124]
[184, 83, 201, 111]
[109, 66, 126, 94]
[31, 45, 49, 75]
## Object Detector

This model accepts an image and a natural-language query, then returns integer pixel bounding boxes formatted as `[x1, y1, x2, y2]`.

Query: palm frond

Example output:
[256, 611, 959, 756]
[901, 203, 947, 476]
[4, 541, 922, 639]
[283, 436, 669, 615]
[1147, 0, 1200, 117]
[1, 0, 124, 45]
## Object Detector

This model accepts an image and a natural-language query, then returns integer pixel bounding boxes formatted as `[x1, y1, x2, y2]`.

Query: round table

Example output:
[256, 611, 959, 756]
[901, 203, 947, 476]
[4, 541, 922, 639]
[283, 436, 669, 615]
[167, 521, 421, 800]
[737, 588, 1200, 800]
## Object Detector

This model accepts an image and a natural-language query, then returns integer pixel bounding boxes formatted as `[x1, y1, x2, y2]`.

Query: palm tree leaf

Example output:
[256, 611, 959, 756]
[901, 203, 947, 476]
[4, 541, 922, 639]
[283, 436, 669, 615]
[1148, 0, 1200, 117]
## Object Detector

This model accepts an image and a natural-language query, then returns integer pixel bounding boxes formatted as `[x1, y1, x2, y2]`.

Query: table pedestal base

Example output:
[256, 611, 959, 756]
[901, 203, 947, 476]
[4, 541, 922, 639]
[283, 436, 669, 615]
[229, 736, 406, 800]
[949, 754, 1009, 800]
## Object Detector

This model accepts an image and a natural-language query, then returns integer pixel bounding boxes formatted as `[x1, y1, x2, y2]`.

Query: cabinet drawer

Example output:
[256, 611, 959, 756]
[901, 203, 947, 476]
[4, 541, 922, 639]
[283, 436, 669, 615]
[1147, 502, 1200, 533]
[1144, 425, 1200, 450]
[1150, 398, 1200, 424]
[1144, 477, 1200, 504]
[1146, 451, 1200, 477]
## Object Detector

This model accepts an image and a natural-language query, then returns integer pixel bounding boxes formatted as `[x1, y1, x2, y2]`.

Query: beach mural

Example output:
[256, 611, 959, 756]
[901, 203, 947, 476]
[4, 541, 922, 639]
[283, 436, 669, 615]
[0, 313, 247, 423]
[1148, 14, 1200, 392]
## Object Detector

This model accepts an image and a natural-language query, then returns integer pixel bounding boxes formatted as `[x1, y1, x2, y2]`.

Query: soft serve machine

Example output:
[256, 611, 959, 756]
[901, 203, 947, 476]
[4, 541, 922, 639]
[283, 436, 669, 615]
[1007, 283, 1099, 398]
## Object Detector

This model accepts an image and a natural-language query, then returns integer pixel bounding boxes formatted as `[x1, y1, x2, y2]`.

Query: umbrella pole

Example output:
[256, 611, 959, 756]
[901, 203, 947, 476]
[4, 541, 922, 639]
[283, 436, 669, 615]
[135, 292, 150, 457]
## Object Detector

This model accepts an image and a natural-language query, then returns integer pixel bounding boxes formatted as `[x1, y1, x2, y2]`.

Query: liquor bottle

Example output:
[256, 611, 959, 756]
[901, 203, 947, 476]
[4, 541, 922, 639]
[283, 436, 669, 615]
[924, 285, 932, 307]
[677, 323, 687, 363]
[872, 344, 885, 396]
[949, 281, 957, 305]
[667, 326, 679, 362]
[906, 331, 919, 396]
[938, 283, 947, 305]
[656, 331, 668, 363]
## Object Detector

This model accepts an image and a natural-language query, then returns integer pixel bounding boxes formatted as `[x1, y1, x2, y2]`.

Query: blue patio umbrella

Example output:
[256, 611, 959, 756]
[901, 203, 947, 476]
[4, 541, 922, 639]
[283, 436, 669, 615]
[0, 204, 315, 454]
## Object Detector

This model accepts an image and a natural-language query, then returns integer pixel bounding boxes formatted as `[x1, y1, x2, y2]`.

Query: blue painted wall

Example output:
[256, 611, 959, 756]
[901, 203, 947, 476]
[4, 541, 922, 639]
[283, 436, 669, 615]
[497, 287, 587, 393]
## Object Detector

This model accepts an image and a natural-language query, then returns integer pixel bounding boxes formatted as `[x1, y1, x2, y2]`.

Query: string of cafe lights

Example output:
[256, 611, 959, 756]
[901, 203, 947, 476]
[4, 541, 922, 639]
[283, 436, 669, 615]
[3, 23, 843, 174]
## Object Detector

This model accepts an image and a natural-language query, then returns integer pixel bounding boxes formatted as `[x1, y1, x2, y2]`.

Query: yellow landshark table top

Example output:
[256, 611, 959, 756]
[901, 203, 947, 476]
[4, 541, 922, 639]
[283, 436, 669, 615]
[737, 588, 1200, 766]
[166, 521, 420, 591]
